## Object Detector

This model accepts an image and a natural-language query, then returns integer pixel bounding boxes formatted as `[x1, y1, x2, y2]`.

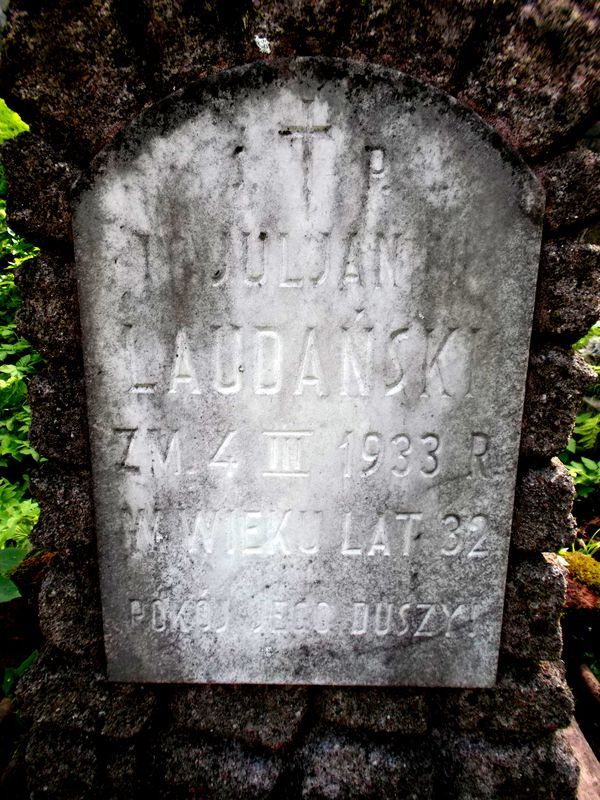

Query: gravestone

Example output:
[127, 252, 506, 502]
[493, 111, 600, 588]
[73, 59, 543, 687]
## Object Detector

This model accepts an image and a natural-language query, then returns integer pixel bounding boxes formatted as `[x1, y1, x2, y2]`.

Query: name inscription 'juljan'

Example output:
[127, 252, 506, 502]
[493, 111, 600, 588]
[74, 60, 543, 686]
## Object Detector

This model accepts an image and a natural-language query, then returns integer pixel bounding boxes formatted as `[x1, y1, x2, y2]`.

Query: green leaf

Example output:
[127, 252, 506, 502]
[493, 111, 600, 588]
[2, 649, 38, 696]
[581, 456, 598, 470]
[0, 573, 20, 602]
[0, 546, 28, 575]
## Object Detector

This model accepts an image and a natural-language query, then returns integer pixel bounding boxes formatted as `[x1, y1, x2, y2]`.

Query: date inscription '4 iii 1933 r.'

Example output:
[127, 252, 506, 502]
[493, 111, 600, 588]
[74, 59, 543, 687]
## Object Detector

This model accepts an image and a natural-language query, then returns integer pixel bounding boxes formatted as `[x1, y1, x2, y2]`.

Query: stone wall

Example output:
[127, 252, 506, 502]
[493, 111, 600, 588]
[0, 2, 598, 798]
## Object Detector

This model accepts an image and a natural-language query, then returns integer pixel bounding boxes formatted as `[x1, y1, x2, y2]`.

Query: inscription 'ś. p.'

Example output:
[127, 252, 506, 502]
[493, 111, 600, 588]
[74, 59, 543, 687]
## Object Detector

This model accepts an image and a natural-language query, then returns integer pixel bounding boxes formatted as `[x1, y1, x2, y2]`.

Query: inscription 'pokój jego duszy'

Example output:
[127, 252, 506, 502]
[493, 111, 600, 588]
[74, 59, 543, 687]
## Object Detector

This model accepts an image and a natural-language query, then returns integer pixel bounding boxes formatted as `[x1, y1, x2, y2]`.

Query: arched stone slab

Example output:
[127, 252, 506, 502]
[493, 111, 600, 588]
[73, 58, 543, 686]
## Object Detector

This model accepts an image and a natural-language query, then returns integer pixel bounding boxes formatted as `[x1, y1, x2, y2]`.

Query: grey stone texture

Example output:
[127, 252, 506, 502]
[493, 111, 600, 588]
[1, 133, 77, 245]
[521, 345, 596, 458]
[14, 252, 81, 363]
[169, 685, 309, 750]
[74, 58, 542, 688]
[157, 733, 283, 799]
[511, 459, 577, 553]
[319, 686, 429, 734]
[439, 731, 580, 800]
[299, 731, 434, 799]
[1, 0, 597, 796]
[534, 240, 600, 340]
[537, 147, 600, 233]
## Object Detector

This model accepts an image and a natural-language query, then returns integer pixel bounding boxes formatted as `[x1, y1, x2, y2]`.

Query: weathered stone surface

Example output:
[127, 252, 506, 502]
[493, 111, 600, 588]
[157, 733, 282, 798]
[250, 0, 485, 89]
[319, 687, 429, 734]
[440, 731, 579, 800]
[521, 346, 597, 458]
[27, 367, 89, 466]
[138, 0, 246, 95]
[0, 0, 147, 163]
[101, 743, 142, 799]
[501, 555, 566, 661]
[247, 0, 350, 61]
[511, 458, 576, 553]
[534, 240, 600, 339]
[300, 732, 433, 799]
[1, 133, 77, 245]
[16, 652, 156, 738]
[460, 2, 600, 158]
[347, 0, 486, 88]
[29, 465, 95, 556]
[538, 147, 600, 232]
[15, 253, 82, 362]
[25, 726, 98, 799]
[37, 568, 103, 661]
[169, 685, 308, 750]
[437, 661, 574, 738]
[74, 58, 542, 687]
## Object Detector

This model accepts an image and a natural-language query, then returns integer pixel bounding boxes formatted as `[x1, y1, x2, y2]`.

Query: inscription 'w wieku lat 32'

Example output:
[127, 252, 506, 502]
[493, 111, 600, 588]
[74, 59, 544, 687]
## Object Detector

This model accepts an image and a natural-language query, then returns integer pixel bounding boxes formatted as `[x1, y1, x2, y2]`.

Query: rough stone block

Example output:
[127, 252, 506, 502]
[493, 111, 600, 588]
[29, 464, 95, 555]
[157, 733, 282, 798]
[247, 0, 351, 61]
[0, 0, 147, 163]
[169, 685, 308, 750]
[319, 687, 429, 734]
[347, 0, 486, 88]
[25, 726, 98, 799]
[437, 661, 574, 738]
[101, 743, 142, 799]
[2, 133, 77, 245]
[501, 555, 566, 661]
[15, 253, 82, 362]
[37, 567, 103, 661]
[16, 652, 156, 738]
[521, 346, 597, 458]
[534, 240, 600, 340]
[28, 366, 89, 465]
[511, 458, 576, 553]
[300, 732, 433, 799]
[459, 2, 600, 158]
[138, 0, 244, 94]
[538, 147, 600, 233]
[439, 730, 579, 800]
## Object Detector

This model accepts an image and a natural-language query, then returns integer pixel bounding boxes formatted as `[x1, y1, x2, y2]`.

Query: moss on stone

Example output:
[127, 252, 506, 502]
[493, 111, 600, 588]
[563, 551, 600, 593]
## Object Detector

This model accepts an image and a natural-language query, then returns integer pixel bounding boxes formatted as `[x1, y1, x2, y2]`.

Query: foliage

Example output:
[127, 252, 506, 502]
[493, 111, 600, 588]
[561, 448, 600, 498]
[561, 529, 600, 559]
[0, 477, 39, 549]
[2, 649, 38, 697]
[0, 99, 41, 605]
[561, 551, 600, 593]
[0, 539, 29, 603]
[0, 100, 28, 196]
[560, 321, 600, 500]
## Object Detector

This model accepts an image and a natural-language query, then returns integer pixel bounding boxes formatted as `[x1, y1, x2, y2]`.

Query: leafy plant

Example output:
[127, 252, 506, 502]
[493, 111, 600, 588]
[0, 477, 39, 549]
[2, 649, 38, 697]
[561, 450, 600, 498]
[0, 540, 29, 603]
[0, 100, 41, 599]
[561, 529, 600, 559]
[559, 321, 600, 501]
[571, 411, 600, 451]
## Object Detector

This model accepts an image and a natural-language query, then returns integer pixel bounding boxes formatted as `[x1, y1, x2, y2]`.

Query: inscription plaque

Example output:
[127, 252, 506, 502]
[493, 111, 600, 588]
[74, 59, 543, 686]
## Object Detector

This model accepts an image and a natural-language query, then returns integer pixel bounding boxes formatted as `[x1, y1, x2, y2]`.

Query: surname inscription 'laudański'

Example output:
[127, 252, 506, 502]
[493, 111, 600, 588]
[73, 59, 543, 687]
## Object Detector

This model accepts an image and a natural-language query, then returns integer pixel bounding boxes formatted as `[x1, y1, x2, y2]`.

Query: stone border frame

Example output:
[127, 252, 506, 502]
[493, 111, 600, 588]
[0, 2, 598, 797]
